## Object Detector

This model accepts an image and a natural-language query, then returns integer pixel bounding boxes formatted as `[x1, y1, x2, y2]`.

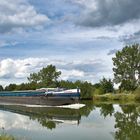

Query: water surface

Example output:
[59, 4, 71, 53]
[0, 101, 139, 140]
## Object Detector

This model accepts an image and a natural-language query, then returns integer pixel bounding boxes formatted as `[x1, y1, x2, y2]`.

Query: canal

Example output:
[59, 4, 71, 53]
[0, 101, 139, 140]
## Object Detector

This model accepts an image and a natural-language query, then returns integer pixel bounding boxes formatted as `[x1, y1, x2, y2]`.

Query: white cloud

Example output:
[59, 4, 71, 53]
[74, 0, 140, 27]
[0, 0, 49, 33]
[0, 59, 15, 78]
[0, 57, 114, 86]
[60, 69, 85, 80]
[0, 58, 48, 79]
[0, 40, 18, 47]
[66, 0, 140, 44]
[0, 58, 85, 81]
[44, 19, 140, 44]
[0, 111, 44, 131]
[0, 40, 9, 47]
[71, 0, 97, 9]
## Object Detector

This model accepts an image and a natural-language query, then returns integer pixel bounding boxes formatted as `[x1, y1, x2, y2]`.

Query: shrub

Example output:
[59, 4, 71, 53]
[0, 134, 15, 140]
[94, 87, 104, 95]
[100, 78, 114, 93]
[80, 82, 94, 99]
[0, 85, 3, 91]
[133, 88, 140, 94]
[135, 94, 140, 101]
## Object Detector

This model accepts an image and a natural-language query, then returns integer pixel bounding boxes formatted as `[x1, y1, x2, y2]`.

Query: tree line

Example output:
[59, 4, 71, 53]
[0, 44, 139, 98]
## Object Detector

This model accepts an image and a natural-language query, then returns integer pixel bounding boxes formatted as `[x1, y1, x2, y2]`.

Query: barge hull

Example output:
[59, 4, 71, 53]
[0, 96, 79, 106]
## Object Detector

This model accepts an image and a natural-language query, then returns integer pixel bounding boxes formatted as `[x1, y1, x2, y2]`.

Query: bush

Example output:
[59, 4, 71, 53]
[133, 88, 140, 94]
[5, 84, 17, 91]
[94, 87, 104, 95]
[80, 82, 94, 99]
[0, 134, 15, 140]
[0, 85, 3, 91]
[100, 78, 114, 93]
[93, 93, 138, 101]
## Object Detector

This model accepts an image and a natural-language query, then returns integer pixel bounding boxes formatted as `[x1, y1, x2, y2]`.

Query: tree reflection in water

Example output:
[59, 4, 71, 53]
[0, 102, 95, 130]
[96, 103, 140, 140]
[114, 105, 140, 140]
[100, 104, 114, 118]
[0, 102, 139, 139]
[26, 107, 81, 130]
[42, 121, 56, 130]
[30, 101, 95, 129]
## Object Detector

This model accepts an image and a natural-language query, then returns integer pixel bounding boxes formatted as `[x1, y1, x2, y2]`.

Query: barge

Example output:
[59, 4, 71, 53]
[0, 88, 80, 106]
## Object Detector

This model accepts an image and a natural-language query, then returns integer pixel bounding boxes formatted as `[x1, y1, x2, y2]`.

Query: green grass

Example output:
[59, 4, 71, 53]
[0, 135, 15, 140]
[93, 93, 140, 102]
[93, 88, 140, 101]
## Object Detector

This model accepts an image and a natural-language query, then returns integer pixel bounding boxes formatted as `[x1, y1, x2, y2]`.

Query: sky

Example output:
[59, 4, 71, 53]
[0, 0, 140, 86]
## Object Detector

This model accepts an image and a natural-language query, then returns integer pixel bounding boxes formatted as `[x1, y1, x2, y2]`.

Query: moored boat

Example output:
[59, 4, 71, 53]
[0, 90, 45, 96]
[0, 88, 80, 106]
[44, 88, 80, 99]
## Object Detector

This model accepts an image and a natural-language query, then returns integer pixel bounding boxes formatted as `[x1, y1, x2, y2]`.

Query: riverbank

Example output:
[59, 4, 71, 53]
[93, 93, 140, 102]
[0, 134, 15, 140]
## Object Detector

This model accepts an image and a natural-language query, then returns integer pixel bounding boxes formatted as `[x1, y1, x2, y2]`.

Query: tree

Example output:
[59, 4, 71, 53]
[5, 84, 17, 91]
[80, 81, 94, 99]
[28, 65, 61, 87]
[0, 85, 3, 91]
[100, 77, 114, 93]
[28, 73, 39, 84]
[58, 80, 80, 89]
[112, 44, 140, 91]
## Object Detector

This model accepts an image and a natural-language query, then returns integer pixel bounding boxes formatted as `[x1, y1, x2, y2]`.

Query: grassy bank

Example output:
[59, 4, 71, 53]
[0, 134, 15, 140]
[93, 93, 140, 102]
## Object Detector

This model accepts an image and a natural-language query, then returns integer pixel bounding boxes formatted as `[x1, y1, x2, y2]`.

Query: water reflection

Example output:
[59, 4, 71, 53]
[94, 103, 140, 140]
[114, 105, 140, 140]
[0, 102, 139, 140]
[98, 104, 114, 118]
[0, 105, 78, 130]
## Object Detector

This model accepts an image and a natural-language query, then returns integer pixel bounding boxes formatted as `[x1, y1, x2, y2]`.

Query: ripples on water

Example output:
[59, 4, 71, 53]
[0, 101, 139, 140]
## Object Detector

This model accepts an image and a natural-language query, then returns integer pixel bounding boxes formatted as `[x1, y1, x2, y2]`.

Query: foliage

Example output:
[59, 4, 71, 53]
[80, 81, 94, 99]
[114, 105, 140, 140]
[100, 104, 114, 118]
[93, 87, 104, 95]
[45, 121, 56, 130]
[112, 44, 140, 91]
[133, 87, 140, 94]
[134, 87, 140, 100]
[100, 77, 114, 93]
[0, 134, 15, 140]
[16, 82, 38, 90]
[27, 73, 39, 84]
[93, 93, 140, 101]
[93, 83, 101, 88]
[92, 78, 114, 95]
[37, 118, 56, 130]
[0, 85, 4, 91]
[28, 65, 61, 87]
[5, 84, 17, 91]
[59, 80, 94, 99]
[135, 94, 140, 101]
[58, 80, 78, 89]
